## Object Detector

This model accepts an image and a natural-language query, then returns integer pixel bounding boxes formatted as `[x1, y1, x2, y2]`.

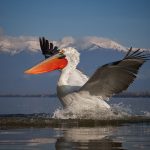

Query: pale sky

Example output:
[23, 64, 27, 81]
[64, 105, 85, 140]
[0, 0, 150, 47]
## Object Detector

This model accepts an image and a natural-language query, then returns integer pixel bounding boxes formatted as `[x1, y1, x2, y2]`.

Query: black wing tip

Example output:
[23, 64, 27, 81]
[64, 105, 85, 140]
[39, 36, 52, 45]
[124, 47, 132, 58]
[39, 36, 60, 59]
[124, 47, 150, 61]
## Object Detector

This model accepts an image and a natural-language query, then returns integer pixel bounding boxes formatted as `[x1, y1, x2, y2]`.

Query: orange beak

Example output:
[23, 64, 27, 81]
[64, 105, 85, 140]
[24, 53, 68, 75]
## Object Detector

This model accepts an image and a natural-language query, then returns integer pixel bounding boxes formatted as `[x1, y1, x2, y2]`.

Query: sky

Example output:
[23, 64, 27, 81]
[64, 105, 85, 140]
[0, 0, 150, 47]
[0, 0, 150, 94]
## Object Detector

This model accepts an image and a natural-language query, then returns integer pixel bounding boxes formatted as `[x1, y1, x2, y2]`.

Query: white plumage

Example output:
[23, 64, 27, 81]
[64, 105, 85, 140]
[57, 47, 111, 110]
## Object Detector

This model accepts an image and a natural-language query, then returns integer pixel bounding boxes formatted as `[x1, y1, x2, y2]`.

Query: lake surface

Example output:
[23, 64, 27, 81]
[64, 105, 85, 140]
[0, 97, 150, 150]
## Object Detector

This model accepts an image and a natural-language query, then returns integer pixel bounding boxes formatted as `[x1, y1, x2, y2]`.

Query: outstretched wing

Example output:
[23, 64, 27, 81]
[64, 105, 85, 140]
[79, 48, 149, 100]
[39, 37, 59, 59]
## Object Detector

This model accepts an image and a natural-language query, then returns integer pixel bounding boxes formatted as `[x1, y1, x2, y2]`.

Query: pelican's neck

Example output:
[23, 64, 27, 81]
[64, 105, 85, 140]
[57, 60, 78, 98]
[58, 58, 78, 86]
[58, 67, 73, 86]
[57, 47, 80, 97]
[58, 47, 80, 86]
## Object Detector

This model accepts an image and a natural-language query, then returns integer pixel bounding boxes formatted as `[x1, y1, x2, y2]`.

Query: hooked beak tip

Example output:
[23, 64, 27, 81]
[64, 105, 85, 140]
[24, 69, 33, 75]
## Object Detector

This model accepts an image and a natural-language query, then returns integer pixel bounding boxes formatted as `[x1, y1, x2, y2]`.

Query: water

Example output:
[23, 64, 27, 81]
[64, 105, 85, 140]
[0, 97, 60, 114]
[0, 97, 150, 150]
[0, 123, 150, 150]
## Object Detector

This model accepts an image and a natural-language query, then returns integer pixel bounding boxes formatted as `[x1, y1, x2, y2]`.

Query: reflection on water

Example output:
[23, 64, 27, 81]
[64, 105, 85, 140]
[0, 123, 150, 150]
[55, 127, 123, 150]
[0, 126, 121, 150]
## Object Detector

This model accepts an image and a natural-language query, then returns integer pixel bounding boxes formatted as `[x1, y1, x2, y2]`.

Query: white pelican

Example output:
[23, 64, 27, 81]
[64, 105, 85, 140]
[25, 37, 149, 111]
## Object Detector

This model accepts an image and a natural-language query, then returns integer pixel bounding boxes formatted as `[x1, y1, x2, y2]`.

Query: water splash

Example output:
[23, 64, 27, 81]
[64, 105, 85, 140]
[142, 111, 150, 117]
[52, 103, 132, 120]
[1, 98, 150, 128]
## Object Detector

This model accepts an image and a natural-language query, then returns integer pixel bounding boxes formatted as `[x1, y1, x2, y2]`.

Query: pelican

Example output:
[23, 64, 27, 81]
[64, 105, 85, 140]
[25, 37, 149, 111]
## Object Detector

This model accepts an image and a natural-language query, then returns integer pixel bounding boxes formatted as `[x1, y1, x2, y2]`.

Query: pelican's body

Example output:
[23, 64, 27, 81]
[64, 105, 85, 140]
[57, 68, 111, 110]
[57, 68, 88, 103]
[56, 47, 110, 110]
[25, 37, 149, 112]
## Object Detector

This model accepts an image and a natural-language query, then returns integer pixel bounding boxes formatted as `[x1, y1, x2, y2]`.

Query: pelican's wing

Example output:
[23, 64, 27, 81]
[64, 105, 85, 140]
[39, 37, 59, 59]
[79, 48, 149, 100]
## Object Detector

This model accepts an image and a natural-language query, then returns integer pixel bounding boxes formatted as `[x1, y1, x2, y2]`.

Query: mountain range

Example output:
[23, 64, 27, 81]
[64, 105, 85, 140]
[0, 35, 150, 95]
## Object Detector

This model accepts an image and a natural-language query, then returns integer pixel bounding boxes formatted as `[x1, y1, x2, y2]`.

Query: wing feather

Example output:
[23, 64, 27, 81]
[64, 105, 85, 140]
[79, 48, 149, 100]
[39, 37, 59, 59]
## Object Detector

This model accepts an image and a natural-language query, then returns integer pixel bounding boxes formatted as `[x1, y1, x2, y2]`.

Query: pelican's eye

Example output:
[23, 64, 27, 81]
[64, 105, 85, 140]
[59, 49, 65, 54]
[59, 50, 66, 59]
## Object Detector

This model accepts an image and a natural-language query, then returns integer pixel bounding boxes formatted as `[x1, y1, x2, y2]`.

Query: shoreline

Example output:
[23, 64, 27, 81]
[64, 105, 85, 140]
[0, 94, 150, 98]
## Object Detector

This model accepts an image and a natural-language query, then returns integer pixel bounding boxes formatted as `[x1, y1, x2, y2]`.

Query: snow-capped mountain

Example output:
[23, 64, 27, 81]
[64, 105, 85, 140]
[55, 36, 127, 51]
[0, 34, 149, 54]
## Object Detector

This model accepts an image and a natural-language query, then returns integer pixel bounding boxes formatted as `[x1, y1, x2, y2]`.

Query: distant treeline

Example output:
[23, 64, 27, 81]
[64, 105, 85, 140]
[0, 94, 57, 98]
[0, 92, 150, 98]
[113, 91, 150, 98]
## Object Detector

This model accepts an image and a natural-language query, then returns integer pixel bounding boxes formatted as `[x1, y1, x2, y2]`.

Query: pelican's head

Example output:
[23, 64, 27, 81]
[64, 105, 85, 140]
[24, 37, 79, 75]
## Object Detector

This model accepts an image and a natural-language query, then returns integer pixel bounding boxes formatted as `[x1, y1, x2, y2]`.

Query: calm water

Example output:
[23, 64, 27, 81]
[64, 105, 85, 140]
[0, 97, 150, 150]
